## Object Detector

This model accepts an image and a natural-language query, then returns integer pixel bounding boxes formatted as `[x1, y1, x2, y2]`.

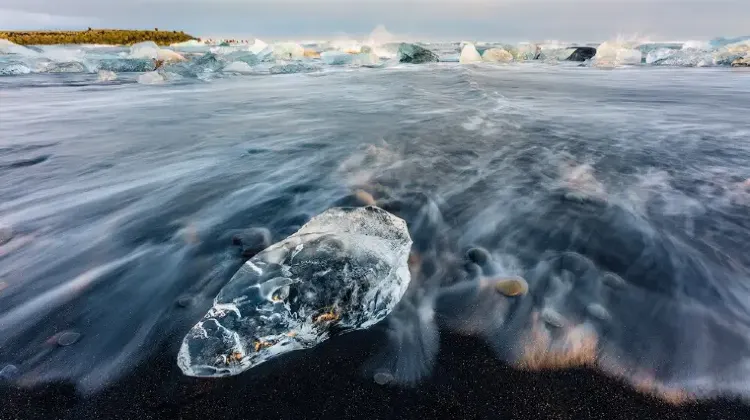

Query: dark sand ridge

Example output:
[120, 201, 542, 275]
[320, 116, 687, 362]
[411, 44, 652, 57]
[0, 29, 195, 46]
[1, 329, 748, 420]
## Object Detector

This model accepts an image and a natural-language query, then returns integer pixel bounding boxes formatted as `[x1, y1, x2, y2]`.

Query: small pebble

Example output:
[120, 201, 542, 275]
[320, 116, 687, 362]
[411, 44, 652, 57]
[56, 331, 82, 347]
[466, 247, 491, 266]
[494, 277, 529, 297]
[541, 307, 566, 328]
[0, 364, 19, 381]
[373, 371, 394, 385]
[177, 296, 194, 308]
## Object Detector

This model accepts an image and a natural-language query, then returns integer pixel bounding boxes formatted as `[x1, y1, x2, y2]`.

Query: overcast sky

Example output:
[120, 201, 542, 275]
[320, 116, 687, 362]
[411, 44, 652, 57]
[1, 0, 748, 42]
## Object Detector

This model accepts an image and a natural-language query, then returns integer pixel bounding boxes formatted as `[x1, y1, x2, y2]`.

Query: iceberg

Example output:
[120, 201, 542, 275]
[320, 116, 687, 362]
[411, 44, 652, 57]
[224, 51, 259, 66]
[371, 44, 399, 60]
[327, 39, 362, 54]
[38, 46, 86, 63]
[178, 206, 412, 377]
[514, 43, 541, 60]
[351, 52, 381, 67]
[209, 46, 238, 56]
[0, 62, 31, 76]
[268, 62, 320, 74]
[482, 48, 513, 63]
[398, 43, 439, 64]
[129, 41, 185, 62]
[459, 43, 482, 64]
[565, 47, 597, 62]
[710, 36, 750, 49]
[0, 39, 39, 56]
[223, 61, 254, 74]
[645, 48, 674, 64]
[43, 61, 87, 73]
[272, 43, 305, 61]
[249, 39, 269, 56]
[173, 52, 226, 75]
[636, 43, 681, 57]
[156, 49, 185, 62]
[681, 40, 712, 51]
[170, 40, 204, 49]
[593, 41, 643, 67]
[724, 40, 750, 55]
[712, 50, 745, 66]
[536, 42, 570, 61]
[732, 56, 750, 67]
[97, 58, 156, 73]
[304, 49, 321, 59]
[647, 49, 713, 67]
[128, 41, 161, 59]
[320, 51, 353, 65]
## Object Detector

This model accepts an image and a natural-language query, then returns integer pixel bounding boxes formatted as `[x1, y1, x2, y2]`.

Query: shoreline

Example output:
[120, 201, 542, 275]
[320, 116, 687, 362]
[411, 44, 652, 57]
[0, 29, 196, 46]
[1, 331, 747, 420]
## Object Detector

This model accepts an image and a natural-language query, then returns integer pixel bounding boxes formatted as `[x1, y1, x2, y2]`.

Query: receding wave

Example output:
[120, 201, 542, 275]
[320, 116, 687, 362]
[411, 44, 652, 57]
[0, 31, 749, 404]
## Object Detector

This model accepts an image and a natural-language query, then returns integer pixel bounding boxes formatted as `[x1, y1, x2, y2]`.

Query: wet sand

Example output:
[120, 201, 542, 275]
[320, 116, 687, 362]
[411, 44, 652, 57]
[2, 330, 748, 420]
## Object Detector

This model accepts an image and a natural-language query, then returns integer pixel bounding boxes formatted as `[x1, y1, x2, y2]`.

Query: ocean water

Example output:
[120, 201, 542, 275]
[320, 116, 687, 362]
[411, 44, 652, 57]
[1, 55, 750, 404]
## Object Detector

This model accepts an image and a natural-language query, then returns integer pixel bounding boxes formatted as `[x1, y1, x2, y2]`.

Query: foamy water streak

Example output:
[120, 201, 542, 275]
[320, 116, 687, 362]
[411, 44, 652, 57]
[0, 64, 749, 400]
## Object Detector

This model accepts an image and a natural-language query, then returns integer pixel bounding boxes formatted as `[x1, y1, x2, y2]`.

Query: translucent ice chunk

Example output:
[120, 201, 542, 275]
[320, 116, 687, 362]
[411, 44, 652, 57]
[269, 62, 320, 74]
[170, 40, 204, 49]
[128, 41, 161, 59]
[321, 51, 353, 65]
[43, 61, 87, 73]
[97, 58, 156, 73]
[178, 206, 412, 377]
[647, 49, 713, 67]
[482, 48, 513, 63]
[224, 51, 259, 66]
[129, 41, 185, 62]
[223, 61, 254, 74]
[0, 61, 31, 75]
[459, 43, 482, 64]
[0, 39, 39, 56]
[398, 43, 439, 64]
[593, 41, 643, 67]
[272, 43, 304, 60]
[249, 39, 269, 56]
[351, 52, 381, 67]
[514, 43, 541, 60]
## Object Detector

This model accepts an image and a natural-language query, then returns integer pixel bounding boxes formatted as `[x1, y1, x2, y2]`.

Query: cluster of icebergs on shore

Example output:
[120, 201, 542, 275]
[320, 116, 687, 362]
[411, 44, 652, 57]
[1, 35, 749, 81]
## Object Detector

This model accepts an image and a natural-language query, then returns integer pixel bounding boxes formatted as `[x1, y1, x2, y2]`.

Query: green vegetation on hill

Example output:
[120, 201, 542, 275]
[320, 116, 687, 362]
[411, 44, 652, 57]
[0, 29, 197, 46]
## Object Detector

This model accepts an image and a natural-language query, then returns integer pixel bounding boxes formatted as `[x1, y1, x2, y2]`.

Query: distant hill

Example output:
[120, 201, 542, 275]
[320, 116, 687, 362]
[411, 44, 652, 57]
[0, 29, 197, 46]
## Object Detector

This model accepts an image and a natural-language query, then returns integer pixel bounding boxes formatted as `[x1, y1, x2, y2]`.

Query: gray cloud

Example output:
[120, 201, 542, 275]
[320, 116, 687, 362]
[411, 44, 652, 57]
[1, 0, 748, 41]
[0, 8, 96, 29]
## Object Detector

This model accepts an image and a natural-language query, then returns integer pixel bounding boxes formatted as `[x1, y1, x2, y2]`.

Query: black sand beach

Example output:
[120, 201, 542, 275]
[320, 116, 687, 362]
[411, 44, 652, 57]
[2, 331, 749, 420]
